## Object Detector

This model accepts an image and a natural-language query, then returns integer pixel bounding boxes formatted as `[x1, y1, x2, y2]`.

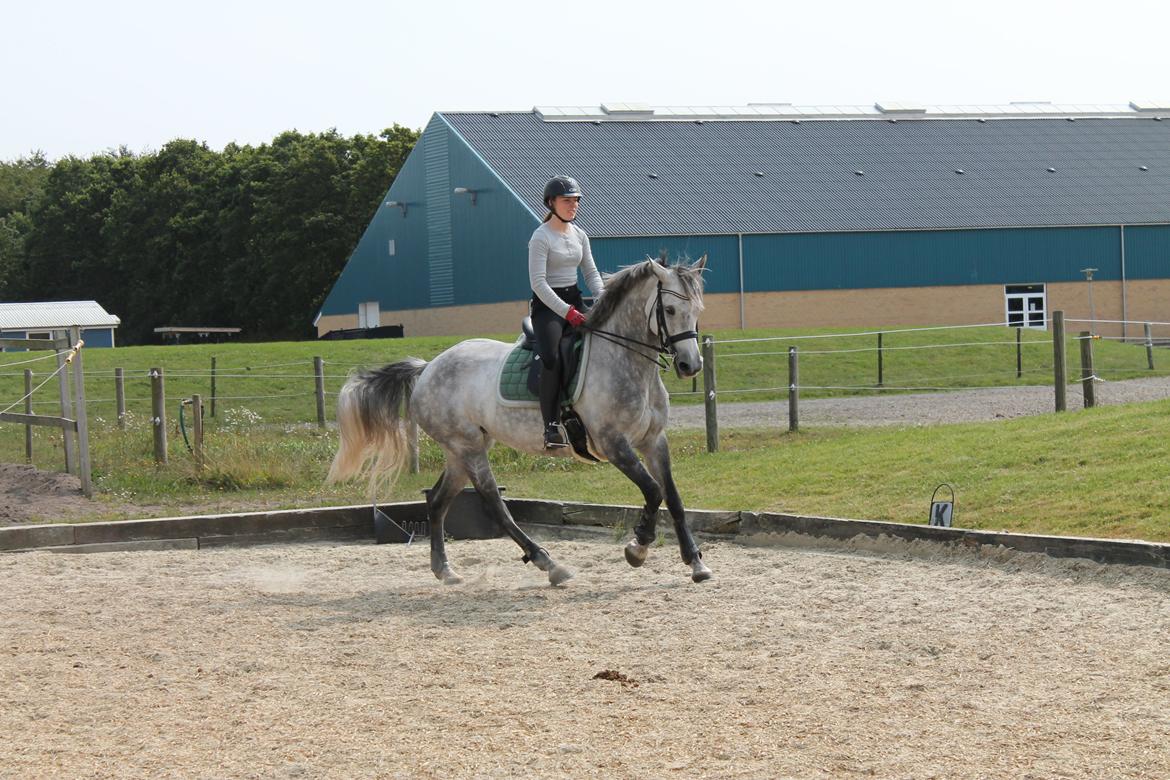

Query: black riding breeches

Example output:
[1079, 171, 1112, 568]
[531, 286, 583, 425]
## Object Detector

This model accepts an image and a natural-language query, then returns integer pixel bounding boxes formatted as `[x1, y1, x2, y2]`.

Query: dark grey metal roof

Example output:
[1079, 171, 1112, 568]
[441, 111, 1170, 236]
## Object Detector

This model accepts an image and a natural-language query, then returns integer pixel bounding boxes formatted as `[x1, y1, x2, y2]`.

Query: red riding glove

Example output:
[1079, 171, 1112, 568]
[565, 307, 586, 327]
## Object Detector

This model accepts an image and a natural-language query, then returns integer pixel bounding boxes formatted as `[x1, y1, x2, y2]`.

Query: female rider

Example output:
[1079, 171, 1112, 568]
[528, 175, 606, 449]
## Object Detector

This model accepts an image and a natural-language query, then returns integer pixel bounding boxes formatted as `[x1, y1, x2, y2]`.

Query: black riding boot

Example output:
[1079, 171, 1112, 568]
[539, 364, 568, 448]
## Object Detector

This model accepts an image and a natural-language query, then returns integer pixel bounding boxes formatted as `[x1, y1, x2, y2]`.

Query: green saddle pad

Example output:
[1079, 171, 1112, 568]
[497, 337, 587, 406]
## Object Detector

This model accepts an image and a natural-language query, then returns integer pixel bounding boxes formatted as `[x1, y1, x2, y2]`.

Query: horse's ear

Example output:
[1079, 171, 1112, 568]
[695, 254, 708, 272]
[658, 249, 669, 266]
[647, 258, 671, 282]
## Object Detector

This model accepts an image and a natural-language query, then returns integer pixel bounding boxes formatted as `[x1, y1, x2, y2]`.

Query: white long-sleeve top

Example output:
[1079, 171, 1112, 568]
[528, 222, 606, 318]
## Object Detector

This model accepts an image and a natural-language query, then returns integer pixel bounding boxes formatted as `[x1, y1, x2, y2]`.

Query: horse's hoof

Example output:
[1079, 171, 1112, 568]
[548, 564, 574, 586]
[437, 566, 463, 585]
[624, 541, 649, 568]
[690, 559, 713, 583]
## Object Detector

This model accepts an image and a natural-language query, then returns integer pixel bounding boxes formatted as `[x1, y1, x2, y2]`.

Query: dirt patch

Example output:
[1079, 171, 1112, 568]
[0, 463, 96, 525]
[1, 535, 1168, 778]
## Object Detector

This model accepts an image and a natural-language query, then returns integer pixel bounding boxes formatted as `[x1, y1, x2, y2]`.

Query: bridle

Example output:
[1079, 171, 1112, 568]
[584, 282, 699, 369]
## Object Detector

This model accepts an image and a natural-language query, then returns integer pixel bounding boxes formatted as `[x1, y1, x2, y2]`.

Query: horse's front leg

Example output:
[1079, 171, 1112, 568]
[639, 433, 712, 583]
[599, 433, 677, 574]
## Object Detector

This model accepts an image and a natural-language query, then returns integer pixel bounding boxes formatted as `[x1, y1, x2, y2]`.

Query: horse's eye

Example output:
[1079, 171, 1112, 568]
[665, 306, 676, 316]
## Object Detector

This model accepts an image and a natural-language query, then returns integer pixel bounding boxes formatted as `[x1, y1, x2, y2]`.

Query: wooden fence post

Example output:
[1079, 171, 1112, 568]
[702, 335, 718, 453]
[210, 356, 217, 417]
[876, 332, 884, 387]
[24, 369, 33, 463]
[788, 346, 799, 432]
[192, 394, 204, 470]
[1052, 310, 1067, 412]
[1016, 327, 1023, 379]
[55, 331, 75, 474]
[1145, 323, 1155, 370]
[314, 356, 326, 428]
[151, 367, 168, 465]
[69, 326, 92, 497]
[1080, 331, 1096, 409]
[115, 367, 126, 429]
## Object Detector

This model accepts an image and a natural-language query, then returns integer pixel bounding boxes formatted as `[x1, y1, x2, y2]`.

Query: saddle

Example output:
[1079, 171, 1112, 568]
[519, 316, 584, 397]
[497, 317, 599, 462]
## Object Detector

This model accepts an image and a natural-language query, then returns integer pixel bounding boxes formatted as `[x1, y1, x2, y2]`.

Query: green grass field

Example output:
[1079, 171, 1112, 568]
[2, 325, 1168, 542]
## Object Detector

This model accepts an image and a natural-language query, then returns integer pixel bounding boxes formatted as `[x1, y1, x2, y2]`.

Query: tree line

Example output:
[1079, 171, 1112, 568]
[0, 126, 419, 344]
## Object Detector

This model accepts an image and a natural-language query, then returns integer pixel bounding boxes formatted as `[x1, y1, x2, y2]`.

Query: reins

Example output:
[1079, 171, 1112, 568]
[583, 281, 698, 370]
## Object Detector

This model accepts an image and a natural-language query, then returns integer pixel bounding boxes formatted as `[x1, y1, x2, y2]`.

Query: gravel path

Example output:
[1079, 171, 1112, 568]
[669, 374, 1170, 429]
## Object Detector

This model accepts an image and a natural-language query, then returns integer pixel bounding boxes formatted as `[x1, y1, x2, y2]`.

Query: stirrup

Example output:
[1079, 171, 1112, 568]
[544, 422, 569, 448]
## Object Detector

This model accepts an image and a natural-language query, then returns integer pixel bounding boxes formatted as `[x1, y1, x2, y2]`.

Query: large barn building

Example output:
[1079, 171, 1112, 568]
[317, 101, 1170, 339]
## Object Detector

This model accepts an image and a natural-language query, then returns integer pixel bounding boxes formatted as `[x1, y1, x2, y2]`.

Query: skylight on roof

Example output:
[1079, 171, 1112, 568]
[602, 102, 653, 115]
[875, 102, 926, 114]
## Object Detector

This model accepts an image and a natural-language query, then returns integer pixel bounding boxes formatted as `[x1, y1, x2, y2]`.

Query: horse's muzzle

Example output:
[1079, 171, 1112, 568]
[674, 354, 703, 379]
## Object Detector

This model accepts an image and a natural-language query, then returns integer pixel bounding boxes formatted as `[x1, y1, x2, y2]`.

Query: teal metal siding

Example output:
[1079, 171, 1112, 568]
[590, 235, 741, 294]
[743, 226, 1123, 292]
[424, 119, 455, 306]
[1123, 224, 1170, 280]
[319, 121, 431, 318]
[442, 116, 542, 306]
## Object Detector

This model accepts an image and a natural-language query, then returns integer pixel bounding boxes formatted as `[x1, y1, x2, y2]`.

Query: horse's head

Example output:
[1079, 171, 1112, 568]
[646, 254, 707, 379]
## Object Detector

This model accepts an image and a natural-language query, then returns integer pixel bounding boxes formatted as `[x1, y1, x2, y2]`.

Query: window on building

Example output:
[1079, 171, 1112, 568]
[388, 239, 396, 256]
[358, 301, 380, 329]
[1005, 284, 1046, 329]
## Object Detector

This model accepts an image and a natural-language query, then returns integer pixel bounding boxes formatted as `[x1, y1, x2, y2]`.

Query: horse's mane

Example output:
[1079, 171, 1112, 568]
[586, 259, 706, 329]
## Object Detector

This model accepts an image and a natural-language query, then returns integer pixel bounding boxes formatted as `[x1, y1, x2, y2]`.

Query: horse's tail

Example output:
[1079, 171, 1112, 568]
[327, 357, 428, 495]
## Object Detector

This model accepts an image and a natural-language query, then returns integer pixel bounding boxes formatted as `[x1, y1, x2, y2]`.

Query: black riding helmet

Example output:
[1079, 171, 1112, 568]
[542, 176, 583, 217]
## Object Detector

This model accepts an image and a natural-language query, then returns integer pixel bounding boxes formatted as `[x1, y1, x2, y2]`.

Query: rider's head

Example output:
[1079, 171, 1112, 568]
[542, 176, 582, 224]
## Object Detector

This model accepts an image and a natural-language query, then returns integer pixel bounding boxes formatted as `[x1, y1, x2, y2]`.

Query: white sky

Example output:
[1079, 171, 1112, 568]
[3, 0, 1167, 161]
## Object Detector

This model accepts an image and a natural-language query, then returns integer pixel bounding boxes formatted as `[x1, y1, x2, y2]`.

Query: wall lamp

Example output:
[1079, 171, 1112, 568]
[453, 186, 478, 205]
[384, 200, 407, 216]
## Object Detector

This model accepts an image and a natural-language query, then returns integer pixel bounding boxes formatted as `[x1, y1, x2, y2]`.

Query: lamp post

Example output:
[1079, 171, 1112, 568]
[1080, 267, 1098, 333]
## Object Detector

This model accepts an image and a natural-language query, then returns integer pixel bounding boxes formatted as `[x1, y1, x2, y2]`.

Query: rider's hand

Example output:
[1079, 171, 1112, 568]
[565, 307, 586, 327]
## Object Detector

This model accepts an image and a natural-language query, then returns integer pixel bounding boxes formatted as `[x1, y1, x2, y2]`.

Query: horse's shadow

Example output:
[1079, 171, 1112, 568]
[256, 573, 687, 633]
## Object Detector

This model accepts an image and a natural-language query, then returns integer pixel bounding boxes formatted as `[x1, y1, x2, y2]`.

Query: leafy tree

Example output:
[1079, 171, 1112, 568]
[8, 126, 419, 343]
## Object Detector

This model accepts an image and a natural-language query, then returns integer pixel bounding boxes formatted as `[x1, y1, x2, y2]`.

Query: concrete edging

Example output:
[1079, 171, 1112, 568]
[2, 495, 1168, 569]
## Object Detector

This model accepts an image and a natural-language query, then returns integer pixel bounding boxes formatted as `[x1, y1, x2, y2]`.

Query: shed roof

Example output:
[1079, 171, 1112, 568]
[0, 301, 121, 330]
[441, 108, 1170, 236]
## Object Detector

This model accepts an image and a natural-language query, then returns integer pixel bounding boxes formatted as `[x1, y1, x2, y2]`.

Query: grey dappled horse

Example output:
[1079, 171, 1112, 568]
[327, 256, 712, 585]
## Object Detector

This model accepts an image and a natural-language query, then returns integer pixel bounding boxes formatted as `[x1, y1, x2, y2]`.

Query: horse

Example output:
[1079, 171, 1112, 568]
[327, 255, 713, 585]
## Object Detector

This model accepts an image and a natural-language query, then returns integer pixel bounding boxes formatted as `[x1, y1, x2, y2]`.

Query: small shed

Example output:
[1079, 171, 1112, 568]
[0, 301, 121, 350]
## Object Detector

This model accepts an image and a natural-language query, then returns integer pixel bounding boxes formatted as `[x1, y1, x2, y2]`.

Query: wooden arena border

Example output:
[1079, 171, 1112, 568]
[2, 494, 1168, 569]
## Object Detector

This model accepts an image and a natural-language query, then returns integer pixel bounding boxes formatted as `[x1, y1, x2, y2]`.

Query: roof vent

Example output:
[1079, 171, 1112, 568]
[955, 169, 965, 175]
[754, 171, 765, 177]
[854, 170, 865, 176]
[875, 101, 925, 114]
[647, 173, 659, 179]
[1130, 100, 1170, 112]
[1047, 167, 1057, 173]
[601, 102, 654, 116]
[1139, 165, 1150, 171]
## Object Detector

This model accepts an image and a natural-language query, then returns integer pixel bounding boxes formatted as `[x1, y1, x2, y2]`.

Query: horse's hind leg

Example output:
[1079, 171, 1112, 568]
[462, 450, 573, 586]
[427, 464, 468, 584]
[640, 433, 711, 583]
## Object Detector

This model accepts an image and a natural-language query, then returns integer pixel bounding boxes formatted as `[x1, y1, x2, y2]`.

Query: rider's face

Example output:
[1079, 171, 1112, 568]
[553, 195, 580, 221]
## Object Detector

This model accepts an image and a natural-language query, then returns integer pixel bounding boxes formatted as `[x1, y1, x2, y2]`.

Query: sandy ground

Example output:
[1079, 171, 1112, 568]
[3, 532, 1169, 779]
